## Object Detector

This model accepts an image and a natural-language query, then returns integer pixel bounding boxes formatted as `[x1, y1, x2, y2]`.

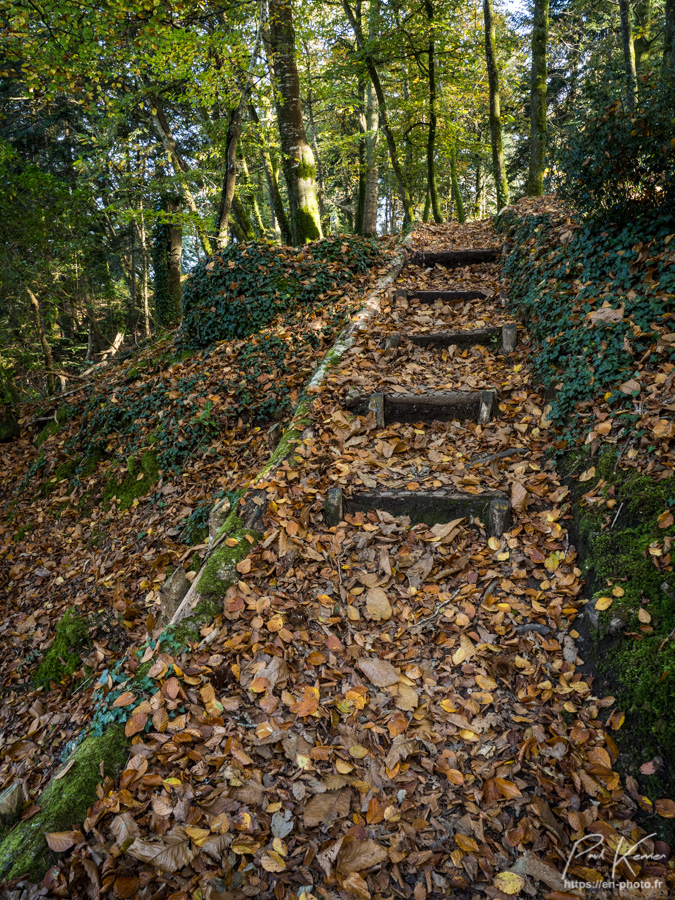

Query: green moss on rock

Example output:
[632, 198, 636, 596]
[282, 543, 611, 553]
[34, 611, 89, 689]
[103, 451, 159, 510]
[0, 727, 127, 882]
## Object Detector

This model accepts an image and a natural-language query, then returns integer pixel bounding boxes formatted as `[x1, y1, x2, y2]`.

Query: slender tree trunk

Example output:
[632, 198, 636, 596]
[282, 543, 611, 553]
[167, 198, 182, 318]
[619, 0, 638, 107]
[343, 0, 414, 226]
[663, 0, 674, 79]
[482, 0, 509, 209]
[356, 82, 367, 236]
[361, 0, 380, 235]
[267, 0, 323, 244]
[232, 191, 256, 240]
[527, 0, 549, 196]
[138, 198, 151, 337]
[248, 102, 293, 243]
[241, 155, 266, 236]
[27, 288, 55, 395]
[474, 152, 485, 219]
[423, 186, 431, 222]
[425, 1, 442, 223]
[633, 0, 652, 71]
[216, 105, 243, 248]
[450, 149, 466, 223]
[303, 38, 329, 231]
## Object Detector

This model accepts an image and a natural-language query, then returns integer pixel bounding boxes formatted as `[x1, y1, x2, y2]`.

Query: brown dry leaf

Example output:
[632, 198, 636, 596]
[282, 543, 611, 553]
[126, 826, 197, 873]
[395, 682, 418, 711]
[495, 778, 522, 799]
[588, 305, 624, 325]
[124, 712, 148, 737]
[336, 835, 388, 875]
[46, 830, 80, 853]
[303, 789, 351, 827]
[510, 481, 528, 513]
[366, 587, 392, 621]
[112, 690, 136, 708]
[356, 657, 399, 687]
[655, 799, 675, 818]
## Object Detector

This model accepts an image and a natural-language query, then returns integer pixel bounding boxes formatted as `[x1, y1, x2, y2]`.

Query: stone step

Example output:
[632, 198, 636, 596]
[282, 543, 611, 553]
[396, 288, 487, 303]
[408, 248, 501, 268]
[386, 324, 518, 353]
[325, 486, 511, 536]
[345, 389, 495, 426]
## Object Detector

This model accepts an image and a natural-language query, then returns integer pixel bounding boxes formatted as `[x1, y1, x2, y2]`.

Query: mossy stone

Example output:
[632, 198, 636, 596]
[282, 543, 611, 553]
[0, 727, 127, 882]
[103, 451, 159, 510]
[34, 610, 89, 689]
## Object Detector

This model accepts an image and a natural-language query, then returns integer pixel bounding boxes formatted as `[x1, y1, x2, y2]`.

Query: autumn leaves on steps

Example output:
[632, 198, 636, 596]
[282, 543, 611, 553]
[325, 254, 517, 541]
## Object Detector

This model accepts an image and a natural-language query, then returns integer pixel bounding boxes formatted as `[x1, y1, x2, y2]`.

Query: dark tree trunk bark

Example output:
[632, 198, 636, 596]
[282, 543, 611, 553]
[216, 105, 243, 249]
[425, 1, 442, 223]
[526, 0, 549, 196]
[482, 0, 509, 210]
[167, 198, 182, 317]
[27, 287, 55, 395]
[619, 0, 638, 107]
[267, 0, 323, 244]
[664, 0, 675, 80]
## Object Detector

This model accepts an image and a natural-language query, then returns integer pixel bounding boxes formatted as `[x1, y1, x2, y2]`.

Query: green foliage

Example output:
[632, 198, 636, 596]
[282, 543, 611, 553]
[180, 235, 381, 350]
[34, 611, 89, 689]
[496, 208, 675, 442]
[555, 80, 675, 223]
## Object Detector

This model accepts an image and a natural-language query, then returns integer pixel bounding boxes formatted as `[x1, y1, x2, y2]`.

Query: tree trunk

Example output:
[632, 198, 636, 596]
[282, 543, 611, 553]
[138, 198, 151, 338]
[526, 0, 549, 196]
[482, 0, 509, 210]
[356, 81, 367, 236]
[232, 191, 256, 241]
[425, 1, 442, 223]
[343, 0, 414, 227]
[474, 152, 485, 219]
[633, 0, 652, 72]
[216, 105, 243, 249]
[267, 0, 323, 244]
[240, 155, 266, 236]
[248, 102, 293, 243]
[167, 198, 182, 318]
[619, 0, 638, 107]
[27, 287, 55, 395]
[150, 101, 213, 256]
[664, 0, 674, 79]
[450, 149, 466, 223]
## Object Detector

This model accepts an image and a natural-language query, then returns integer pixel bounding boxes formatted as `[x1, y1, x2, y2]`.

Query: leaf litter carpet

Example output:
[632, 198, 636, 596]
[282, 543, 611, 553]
[8, 221, 673, 900]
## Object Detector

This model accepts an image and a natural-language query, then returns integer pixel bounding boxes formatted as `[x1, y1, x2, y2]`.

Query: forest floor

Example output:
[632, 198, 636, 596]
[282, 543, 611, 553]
[1, 217, 674, 900]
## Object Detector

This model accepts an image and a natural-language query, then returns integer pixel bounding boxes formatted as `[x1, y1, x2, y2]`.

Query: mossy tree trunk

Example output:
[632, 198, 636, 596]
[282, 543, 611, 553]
[664, 0, 675, 80]
[267, 0, 323, 245]
[633, 0, 652, 72]
[526, 0, 549, 196]
[425, 0, 442, 224]
[619, 0, 638, 107]
[482, 0, 509, 210]
[343, 0, 414, 228]
[216, 104, 244, 249]
[153, 197, 182, 328]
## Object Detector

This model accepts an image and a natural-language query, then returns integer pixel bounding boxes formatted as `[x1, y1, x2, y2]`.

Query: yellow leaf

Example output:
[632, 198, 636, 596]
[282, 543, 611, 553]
[595, 596, 613, 611]
[638, 608, 652, 624]
[579, 466, 596, 483]
[658, 510, 674, 529]
[494, 871, 525, 895]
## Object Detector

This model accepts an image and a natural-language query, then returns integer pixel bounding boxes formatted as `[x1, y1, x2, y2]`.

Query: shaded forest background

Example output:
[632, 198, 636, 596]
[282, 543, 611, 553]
[0, 0, 673, 405]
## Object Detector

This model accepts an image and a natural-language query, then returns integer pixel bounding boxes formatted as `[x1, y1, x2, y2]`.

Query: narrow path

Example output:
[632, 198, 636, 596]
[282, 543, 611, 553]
[53, 221, 669, 900]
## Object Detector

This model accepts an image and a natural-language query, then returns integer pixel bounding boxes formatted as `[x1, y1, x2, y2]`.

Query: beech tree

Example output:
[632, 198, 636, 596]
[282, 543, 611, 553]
[527, 0, 550, 196]
[267, 0, 323, 244]
[482, 0, 509, 209]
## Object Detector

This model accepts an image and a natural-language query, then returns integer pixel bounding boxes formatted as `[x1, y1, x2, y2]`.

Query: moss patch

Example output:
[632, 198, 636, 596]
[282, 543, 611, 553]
[103, 451, 159, 510]
[0, 727, 127, 882]
[567, 450, 675, 839]
[197, 509, 261, 598]
[34, 610, 89, 689]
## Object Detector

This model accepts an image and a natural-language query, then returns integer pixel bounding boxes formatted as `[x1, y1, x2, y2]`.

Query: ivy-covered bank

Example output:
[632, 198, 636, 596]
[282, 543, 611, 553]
[498, 198, 675, 834]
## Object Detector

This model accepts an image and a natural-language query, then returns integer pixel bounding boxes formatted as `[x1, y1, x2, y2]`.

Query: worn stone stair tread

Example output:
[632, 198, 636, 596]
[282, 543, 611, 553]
[396, 288, 487, 303]
[386, 324, 517, 353]
[325, 485, 511, 536]
[345, 389, 495, 425]
[408, 248, 501, 268]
